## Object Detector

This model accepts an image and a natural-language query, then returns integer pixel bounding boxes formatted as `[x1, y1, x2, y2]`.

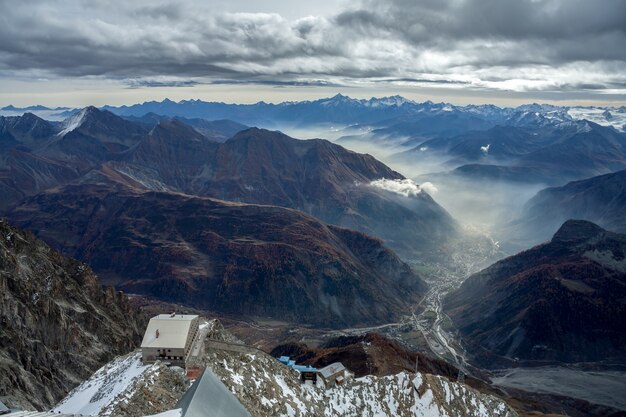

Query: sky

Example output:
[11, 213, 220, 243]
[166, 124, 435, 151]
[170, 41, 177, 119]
[1, 0, 625, 107]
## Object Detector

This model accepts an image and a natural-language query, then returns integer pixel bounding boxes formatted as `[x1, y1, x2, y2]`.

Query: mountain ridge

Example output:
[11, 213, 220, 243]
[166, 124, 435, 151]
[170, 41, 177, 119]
[6, 173, 427, 328]
[444, 220, 626, 368]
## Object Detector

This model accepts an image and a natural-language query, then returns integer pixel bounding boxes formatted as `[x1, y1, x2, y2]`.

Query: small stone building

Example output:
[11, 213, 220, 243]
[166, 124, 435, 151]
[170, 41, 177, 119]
[318, 362, 347, 387]
[141, 313, 199, 367]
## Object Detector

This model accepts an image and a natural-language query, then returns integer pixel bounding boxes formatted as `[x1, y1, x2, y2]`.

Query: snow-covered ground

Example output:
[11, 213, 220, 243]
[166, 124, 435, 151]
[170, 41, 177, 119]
[568, 107, 626, 131]
[144, 410, 182, 417]
[50, 321, 517, 417]
[57, 107, 88, 136]
[53, 352, 154, 416]
[200, 344, 517, 417]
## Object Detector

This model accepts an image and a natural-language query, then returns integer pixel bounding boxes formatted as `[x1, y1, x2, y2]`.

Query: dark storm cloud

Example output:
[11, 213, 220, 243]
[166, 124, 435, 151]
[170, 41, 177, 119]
[0, 0, 624, 94]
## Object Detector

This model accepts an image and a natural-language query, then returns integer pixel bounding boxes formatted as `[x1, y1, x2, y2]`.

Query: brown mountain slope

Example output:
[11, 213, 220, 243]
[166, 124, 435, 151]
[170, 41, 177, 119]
[444, 220, 626, 368]
[116, 125, 458, 259]
[0, 219, 145, 410]
[7, 172, 426, 328]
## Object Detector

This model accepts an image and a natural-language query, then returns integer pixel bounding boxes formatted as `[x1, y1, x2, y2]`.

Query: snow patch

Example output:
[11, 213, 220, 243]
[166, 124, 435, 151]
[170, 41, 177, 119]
[53, 351, 152, 416]
[58, 108, 88, 136]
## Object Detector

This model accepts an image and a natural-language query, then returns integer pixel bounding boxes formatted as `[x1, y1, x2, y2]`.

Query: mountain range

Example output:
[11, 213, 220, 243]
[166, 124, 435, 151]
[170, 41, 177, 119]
[2, 94, 626, 415]
[410, 121, 626, 186]
[0, 107, 458, 259]
[3, 95, 624, 132]
[0, 107, 447, 327]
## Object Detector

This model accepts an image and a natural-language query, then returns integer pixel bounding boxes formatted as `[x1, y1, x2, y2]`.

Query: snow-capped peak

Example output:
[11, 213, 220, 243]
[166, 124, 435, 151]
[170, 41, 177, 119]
[320, 93, 359, 107]
[366, 95, 416, 107]
[57, 107, 90, 136]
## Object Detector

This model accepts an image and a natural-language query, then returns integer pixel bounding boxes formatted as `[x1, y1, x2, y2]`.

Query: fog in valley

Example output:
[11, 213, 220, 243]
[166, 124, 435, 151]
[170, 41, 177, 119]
[279, 123, 552, 255]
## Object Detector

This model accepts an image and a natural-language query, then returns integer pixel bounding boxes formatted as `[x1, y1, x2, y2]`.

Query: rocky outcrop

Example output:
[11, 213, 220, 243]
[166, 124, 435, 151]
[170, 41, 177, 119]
[0, 220, 145, 410]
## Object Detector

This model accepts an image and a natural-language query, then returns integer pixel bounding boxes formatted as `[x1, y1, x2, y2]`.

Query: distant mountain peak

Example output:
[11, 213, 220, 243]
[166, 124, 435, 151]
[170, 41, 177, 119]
[232, 126, 278, 136]
[149, 117, 206, 142]
[320, 93, 357, 106]
[1, 104, 52, 111]
[57, 105, 104, 133]
[552, 219, 605, 244]
[17, 111, 45, 124]
[57, 106, 90, 136]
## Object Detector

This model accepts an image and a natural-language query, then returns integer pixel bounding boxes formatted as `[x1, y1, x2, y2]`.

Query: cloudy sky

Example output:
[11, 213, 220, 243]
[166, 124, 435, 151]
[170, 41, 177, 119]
[1, 0, 625, 107]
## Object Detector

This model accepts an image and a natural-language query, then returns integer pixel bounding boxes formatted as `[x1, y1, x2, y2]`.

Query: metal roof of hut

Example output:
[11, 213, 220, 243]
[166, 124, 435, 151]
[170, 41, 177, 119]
[176, 368, 251, 417]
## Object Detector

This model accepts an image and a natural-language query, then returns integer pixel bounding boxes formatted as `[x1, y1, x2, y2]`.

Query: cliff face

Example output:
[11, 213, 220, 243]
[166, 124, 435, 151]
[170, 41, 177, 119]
[0, 219, 145, 410]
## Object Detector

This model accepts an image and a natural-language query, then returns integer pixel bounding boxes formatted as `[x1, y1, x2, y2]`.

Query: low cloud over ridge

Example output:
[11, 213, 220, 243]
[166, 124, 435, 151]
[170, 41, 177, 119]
[370, 178, 438, 197]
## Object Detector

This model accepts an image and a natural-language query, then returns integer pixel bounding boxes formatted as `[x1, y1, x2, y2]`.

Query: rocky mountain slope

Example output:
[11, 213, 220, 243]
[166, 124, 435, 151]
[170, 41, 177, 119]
[115, 124, 458, 258]
[53, 351, 186, 417]
[0, 109, 244, 208]
[188, 320, 518, 417]
[0, 113, 79, 209]
[444, 220, 626, 367]
[205, 351, 517, 417]
[7, 173, 426, 328]
[0, 220, 145, 410]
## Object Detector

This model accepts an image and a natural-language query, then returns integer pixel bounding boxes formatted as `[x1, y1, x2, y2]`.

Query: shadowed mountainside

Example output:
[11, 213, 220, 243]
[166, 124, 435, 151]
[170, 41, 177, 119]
[1, 109, 458, 260]
[444, 220, 626, 368]
[0, 219, 145, 410]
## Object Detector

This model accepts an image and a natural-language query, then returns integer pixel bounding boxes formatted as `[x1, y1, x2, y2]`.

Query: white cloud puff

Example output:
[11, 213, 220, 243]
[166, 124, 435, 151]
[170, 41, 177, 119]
[369, 178, 438, 197]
